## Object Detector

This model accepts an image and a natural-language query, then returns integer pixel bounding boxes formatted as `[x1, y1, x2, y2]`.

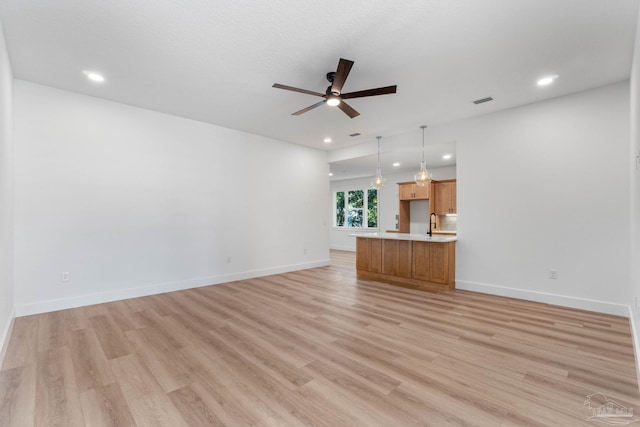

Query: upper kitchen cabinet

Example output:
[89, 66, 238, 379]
[398, 182, 430, 200]
[432, 180, 456, 214]
[397, 181, 430, 233]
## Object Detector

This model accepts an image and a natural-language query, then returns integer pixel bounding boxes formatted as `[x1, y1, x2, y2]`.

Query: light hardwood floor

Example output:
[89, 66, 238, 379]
[1, 250, 639, 426]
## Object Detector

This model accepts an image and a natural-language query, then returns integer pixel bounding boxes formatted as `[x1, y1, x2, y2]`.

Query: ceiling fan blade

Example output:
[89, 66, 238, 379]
[337, 100, 360, 118]
[292, 100, 326, 116]
[273, 83, 324, 97]
[330, 58, 354, 95]
[341, 85, 397, 99]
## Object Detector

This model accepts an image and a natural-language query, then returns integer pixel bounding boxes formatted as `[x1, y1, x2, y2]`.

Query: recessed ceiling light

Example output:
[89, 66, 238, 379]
[324, 138, 332, 143]
[83, 70, 105, 83]
[537, 75, 558, 86]
[442, 154, 452, 160]
[328, 172, 334, 176]
[392, 162, 401, 167]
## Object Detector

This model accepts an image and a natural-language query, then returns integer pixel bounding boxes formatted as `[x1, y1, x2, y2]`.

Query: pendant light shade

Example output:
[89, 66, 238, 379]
[414, 125, 431, 186]
[371, 136, 386, 189]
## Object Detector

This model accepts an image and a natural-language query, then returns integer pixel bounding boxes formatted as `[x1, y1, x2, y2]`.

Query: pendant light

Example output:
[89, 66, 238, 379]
[371, 136, 386, 189]
[414, 125, 431, 186]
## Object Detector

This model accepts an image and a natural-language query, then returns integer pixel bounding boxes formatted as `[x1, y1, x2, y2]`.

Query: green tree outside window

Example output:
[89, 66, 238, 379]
[348, 190, 364, 227]
[334, 188, 377, 228]
[367, 189, 377, 227]
[335, 191, 345, 226]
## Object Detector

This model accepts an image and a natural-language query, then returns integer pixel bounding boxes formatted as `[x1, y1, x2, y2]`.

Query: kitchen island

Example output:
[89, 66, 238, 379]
[351, 232, 456, 293]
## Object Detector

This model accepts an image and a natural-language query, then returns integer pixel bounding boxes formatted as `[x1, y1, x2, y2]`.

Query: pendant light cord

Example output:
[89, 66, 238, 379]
[420, 125, 426, 165]
[376, 136, 381, 170]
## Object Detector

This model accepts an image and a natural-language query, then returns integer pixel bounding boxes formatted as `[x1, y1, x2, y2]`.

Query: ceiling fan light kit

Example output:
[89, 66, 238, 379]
[272, 58, 397, 119]
[326, 96, 341, 106]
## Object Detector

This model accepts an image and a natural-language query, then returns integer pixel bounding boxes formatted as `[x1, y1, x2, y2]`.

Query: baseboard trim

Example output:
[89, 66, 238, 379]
[15, 259, 330, 317]
[628, 306, 640, 395]
[0, 307, 16, 368]
[456, 280, 629, 317]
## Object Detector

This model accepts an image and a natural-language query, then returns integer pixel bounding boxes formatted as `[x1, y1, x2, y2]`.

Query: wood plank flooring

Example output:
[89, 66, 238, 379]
[1, 250, 639, 426]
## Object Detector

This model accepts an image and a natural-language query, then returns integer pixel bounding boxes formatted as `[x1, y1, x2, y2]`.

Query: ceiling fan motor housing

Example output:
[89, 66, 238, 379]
[326, 72, 340, 95]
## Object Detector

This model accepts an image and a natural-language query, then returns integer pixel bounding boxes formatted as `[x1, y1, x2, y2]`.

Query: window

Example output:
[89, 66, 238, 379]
[334, 188, 378, 228]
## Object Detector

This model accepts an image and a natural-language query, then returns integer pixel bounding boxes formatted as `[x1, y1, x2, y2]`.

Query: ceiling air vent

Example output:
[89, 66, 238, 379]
[349, 132, 361, 137]
[473, 96, 494, 105]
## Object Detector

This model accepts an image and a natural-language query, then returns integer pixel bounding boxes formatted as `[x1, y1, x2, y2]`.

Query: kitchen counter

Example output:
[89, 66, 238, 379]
[349, 232, 456, 243]
[432, 230, 457, 236]
[352, 233, 456, 292]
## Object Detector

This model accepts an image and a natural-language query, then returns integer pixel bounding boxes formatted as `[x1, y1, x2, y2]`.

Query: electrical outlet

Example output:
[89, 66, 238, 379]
[549, 269, 558, 280]
[61, 271, 70, 282]
[226, 257, 231, 263]
[303, 248, 307, 255]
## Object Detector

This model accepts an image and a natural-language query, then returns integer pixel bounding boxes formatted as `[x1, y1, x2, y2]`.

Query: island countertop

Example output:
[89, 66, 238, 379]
[349, 232, 457, 243]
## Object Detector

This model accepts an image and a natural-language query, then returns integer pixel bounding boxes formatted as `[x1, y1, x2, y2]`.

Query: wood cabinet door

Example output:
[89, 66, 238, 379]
[414, 183, 430, 200]
[368, 239, 382, 273]
[397, 240, 412, 278]
[428, 243, 449, 284]
[356, 238, 382, 273]
[412, 241, 431, 281]
[450, 181, 457, 213]
[383, 240, 412, 278]
[434, 182, 452, 214]
[399, 182, 430, 200]
[382, 240, 398, 275]
[399, 184, 414, 200]
[356, 238, 369, 271]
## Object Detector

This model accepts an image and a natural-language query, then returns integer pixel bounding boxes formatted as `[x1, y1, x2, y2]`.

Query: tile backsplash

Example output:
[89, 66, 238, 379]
[438, 215, 457, 231]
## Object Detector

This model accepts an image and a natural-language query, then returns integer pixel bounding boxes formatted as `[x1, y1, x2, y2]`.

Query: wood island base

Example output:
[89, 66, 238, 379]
[355, 235, 455, 293]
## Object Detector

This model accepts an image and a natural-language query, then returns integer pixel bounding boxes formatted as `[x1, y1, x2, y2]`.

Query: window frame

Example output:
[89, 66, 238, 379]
[333, 188, 379, 229]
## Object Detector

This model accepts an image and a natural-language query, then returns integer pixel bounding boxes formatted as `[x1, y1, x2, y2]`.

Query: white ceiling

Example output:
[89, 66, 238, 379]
[0, 0, 637, 178]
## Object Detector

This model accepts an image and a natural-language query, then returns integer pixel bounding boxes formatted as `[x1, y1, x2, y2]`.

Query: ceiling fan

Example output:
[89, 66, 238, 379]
[272, 58, 397, 119]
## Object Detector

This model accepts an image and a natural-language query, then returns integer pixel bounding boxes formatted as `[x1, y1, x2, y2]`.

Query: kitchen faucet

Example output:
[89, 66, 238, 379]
[428, 213, 436, 236]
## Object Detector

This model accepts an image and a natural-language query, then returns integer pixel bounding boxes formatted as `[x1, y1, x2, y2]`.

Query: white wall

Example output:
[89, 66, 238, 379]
[0, 18, 14, 364]
[330, 167, 456, 251]
[629, 7, 640, 379]
[446, 82, 630, 315]
[13, 81, 330, 315]
[333, 82, 631, 315]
